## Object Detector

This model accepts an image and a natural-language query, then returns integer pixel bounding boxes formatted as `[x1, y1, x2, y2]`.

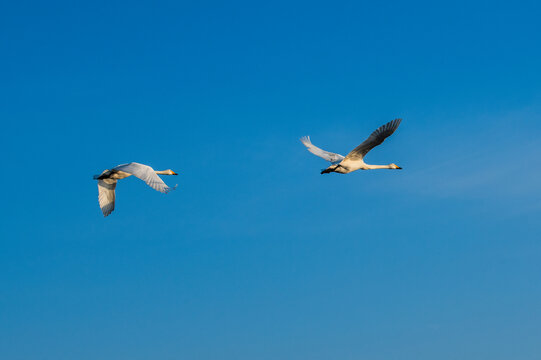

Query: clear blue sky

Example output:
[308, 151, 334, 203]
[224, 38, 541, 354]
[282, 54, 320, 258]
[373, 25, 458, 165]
[1, 1, 540, 359]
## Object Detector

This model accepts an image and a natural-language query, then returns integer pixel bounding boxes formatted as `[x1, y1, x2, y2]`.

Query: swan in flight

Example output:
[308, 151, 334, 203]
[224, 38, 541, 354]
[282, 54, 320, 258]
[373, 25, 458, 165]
[300, 118, 403, 174]
[93, 162, 178, 217]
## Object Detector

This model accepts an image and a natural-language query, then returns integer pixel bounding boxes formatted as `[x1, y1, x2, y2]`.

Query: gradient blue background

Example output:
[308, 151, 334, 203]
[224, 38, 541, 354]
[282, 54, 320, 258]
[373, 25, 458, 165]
[1, 1, 540, 359]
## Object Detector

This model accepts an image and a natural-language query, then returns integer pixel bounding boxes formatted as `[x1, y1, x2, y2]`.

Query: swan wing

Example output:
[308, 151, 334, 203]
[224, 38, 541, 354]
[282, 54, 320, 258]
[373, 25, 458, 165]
[300, 136, 345, 163]
[344, 118, 402, 160]
[113, 162, 176, 193]
[98, 178, 117, 217]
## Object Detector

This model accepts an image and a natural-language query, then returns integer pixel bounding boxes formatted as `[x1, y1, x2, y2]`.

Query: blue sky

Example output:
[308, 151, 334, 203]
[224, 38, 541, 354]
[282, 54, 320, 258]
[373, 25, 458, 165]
[1, 1, 540, 359]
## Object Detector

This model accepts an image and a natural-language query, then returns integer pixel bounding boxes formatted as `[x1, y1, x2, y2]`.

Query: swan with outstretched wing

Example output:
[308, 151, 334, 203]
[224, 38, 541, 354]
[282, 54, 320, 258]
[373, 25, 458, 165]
[300, 118, 403, 174]
[93, 162, 178, 217]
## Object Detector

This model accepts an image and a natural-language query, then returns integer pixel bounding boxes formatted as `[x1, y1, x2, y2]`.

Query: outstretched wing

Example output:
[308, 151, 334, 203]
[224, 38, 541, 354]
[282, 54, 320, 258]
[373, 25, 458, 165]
[300, 136, 345, 163]
[113, 162, 176, 193]
[98, 178, 117, 217]
[344, 118, 402, 160]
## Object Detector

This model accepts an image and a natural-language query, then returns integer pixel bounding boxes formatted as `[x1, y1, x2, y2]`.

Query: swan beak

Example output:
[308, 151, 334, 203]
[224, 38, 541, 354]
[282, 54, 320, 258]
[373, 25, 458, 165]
[397, 166, 402, 169]
[172, 171, 178, 175]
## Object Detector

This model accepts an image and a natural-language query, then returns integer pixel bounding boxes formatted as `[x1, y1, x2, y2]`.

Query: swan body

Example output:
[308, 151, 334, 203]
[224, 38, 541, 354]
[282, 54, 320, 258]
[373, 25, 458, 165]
[93, 162, 178, 217]
[300, 118, 403, 174]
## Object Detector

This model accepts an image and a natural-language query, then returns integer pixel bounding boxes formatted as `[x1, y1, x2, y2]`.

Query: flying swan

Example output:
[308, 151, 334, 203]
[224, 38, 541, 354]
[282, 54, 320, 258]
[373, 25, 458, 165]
[93, 162, 178, 217]
[300, 118, 402, 174]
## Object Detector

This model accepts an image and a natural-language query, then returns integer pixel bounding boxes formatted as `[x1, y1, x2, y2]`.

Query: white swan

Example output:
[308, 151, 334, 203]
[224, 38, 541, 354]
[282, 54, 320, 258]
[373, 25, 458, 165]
[301, 118, 403, 174]
[93, 162, 178, 217]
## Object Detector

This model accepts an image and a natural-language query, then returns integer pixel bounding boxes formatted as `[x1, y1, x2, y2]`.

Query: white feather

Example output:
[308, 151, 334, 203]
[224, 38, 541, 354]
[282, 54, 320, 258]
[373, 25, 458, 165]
[299, 136, 345, 164]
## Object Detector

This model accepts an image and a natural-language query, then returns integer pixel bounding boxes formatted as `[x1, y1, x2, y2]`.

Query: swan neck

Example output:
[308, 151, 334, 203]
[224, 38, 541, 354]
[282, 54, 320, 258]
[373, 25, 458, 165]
[365, 164, 394, 169]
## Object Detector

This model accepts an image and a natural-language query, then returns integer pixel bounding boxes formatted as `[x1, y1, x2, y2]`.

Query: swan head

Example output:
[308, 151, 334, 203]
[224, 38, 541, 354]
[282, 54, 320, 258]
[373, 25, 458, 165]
[390, 163, 402, 169]
[166, 169, 178, 175]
